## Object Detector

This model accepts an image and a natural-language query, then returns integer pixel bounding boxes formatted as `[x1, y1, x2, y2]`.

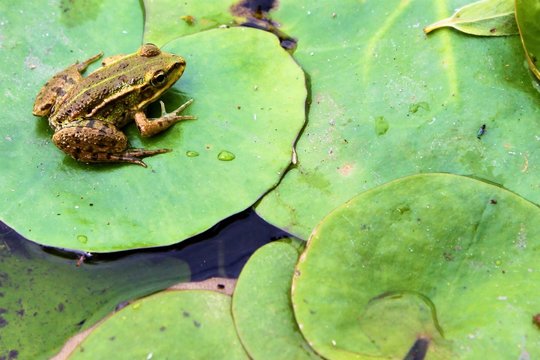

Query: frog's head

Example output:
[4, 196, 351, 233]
[138, 43, 187, 108]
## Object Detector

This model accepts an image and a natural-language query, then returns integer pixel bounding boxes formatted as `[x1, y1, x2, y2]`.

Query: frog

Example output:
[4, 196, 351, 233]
[32, 43, 195, 167]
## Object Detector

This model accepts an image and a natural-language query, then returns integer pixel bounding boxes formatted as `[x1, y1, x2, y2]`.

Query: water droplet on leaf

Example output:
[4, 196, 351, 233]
[374, 116, 389, 136]
[186, 150, 199, 157]
[77, 235, 88, 244]
[218, 150, 236, 161]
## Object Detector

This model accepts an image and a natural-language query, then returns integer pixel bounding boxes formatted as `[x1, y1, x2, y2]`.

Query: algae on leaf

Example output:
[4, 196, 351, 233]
[424, 0, 518, 36]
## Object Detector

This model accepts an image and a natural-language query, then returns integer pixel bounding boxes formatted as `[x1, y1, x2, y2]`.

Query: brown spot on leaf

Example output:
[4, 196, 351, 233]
[338, 163, 354, 176]
[533, 313, 540, 328]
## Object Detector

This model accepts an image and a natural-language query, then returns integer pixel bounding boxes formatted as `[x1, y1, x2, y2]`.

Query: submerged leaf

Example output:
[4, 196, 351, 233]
[424, 0, 518, 36]
[516, 0, 540, 79]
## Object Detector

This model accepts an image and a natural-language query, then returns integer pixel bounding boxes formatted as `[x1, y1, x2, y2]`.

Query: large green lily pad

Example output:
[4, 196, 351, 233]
[232, 240, 321, 359]
[256, 0, 540, 239]
[0, 233, 189, 359]
[292, 173, 540, 359]
[68, 290, 248, 359]
[0, 0, 306, 252]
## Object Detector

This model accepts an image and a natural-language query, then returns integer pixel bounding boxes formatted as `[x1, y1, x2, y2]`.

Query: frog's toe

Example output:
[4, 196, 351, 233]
[68, 149, 170, 167]
[119, 148, 172, 166]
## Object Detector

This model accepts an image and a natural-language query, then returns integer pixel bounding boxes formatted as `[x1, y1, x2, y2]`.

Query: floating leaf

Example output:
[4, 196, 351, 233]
[257, 0, 540, 240]
[292, 173, 540, 359]
[424, 0, 518, 36]
[67, 291, 248, 359]
[232, 241, 321, 360]
[0, 0, 306, 252]
[516, 0, 540, 79]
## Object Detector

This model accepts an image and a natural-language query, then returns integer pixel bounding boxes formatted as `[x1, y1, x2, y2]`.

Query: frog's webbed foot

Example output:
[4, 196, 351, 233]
[52, 119, 170, 167]
[135, 99, 196, 137]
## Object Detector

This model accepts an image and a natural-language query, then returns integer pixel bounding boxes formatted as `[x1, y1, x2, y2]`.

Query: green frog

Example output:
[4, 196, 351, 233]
[32, 43, 195, 167]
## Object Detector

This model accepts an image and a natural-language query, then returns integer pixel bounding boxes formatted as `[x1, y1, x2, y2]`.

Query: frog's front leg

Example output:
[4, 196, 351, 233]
[135, 99, 196, 137]
[33, 52, 103, 117]
[52, 119, 169, 167]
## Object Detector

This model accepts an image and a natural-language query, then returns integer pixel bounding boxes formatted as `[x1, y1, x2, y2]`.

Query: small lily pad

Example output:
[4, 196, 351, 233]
[68, 290, 248, 359]
[292, 173, 540, 359]
[232, 240, 321, 360]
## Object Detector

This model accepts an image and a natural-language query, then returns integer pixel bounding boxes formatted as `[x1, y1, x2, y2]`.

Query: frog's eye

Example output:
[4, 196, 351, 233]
[151, 71, 167, 87]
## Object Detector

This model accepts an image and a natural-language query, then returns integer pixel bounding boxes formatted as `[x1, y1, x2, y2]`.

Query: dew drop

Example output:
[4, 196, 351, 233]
[217, 150, 235, 161]
[77, 235, 88, 244]
[185, 150, 199, 157]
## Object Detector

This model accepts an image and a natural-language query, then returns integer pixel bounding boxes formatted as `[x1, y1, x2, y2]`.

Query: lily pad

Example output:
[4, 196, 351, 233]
[232, 240, 321, 360]
[256, 0, 540, 239]
[424, 0, 518, 36]
[0, 232, 189, 359]
[292, 173, 540, 359]
[0, 0, 306, 252]
[67, 290, 248, 359]
[516, 0, 540, 79]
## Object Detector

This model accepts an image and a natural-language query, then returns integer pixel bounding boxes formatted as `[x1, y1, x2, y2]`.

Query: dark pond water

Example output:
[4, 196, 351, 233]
[0, 209, 291, 358]
[1, 208, 289, 279]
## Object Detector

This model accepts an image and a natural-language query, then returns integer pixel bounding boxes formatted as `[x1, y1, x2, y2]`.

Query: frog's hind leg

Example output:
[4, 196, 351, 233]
[52, 119, 170, 167]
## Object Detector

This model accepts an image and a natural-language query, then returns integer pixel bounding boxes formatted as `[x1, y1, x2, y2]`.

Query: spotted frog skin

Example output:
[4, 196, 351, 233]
[32, 43, 195, 167]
